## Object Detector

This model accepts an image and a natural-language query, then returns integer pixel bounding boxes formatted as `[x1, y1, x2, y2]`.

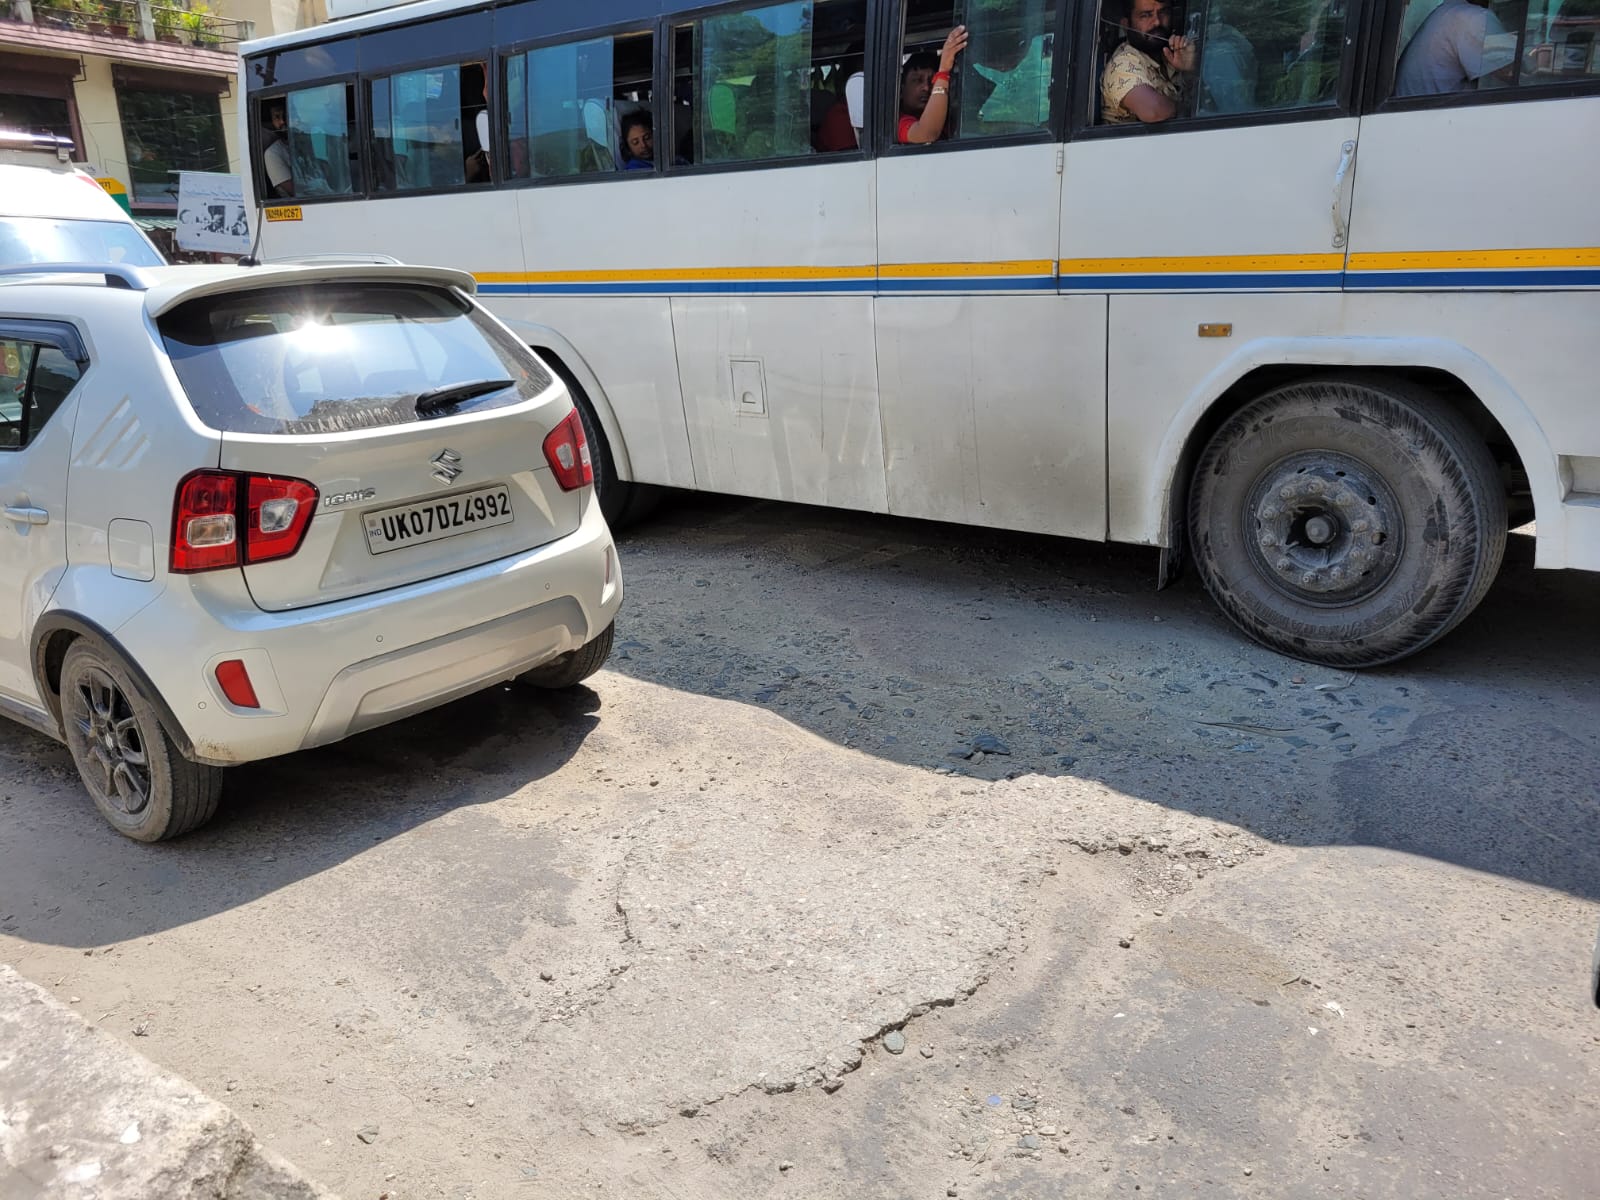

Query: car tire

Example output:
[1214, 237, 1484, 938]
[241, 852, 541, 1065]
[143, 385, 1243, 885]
[518, 622, 615, 690]
[1188, 374, 1506, 667]
[59, 640, 223, 841]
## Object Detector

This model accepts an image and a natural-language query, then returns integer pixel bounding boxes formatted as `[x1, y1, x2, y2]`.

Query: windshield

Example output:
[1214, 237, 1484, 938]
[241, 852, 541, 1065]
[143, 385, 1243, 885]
[158, 283, 553, 435]
[0, 216, 164, 268]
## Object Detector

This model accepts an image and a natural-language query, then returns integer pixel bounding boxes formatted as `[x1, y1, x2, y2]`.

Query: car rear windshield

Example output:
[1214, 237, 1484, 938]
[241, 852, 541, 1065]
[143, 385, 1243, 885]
[0, 216, 164, 268]
[158, 282, 554, 435]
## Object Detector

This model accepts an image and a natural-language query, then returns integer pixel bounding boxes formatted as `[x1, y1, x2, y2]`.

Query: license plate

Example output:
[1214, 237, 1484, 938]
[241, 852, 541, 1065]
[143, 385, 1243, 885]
[363, 485, 513, 555]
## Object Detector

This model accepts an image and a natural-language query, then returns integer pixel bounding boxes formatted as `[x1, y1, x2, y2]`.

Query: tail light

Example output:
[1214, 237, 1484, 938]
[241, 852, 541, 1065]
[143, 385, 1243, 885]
[542, 407, 593, 492]
[172, 470, 318, 573]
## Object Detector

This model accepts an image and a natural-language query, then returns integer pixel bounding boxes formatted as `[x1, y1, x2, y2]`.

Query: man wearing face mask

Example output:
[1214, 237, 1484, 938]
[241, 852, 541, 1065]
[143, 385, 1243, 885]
[1101, 0, 1197, 124]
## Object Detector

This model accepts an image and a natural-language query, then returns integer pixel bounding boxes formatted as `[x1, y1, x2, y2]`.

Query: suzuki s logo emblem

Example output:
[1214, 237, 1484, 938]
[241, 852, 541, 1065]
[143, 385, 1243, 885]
[430, 449, 463, 486]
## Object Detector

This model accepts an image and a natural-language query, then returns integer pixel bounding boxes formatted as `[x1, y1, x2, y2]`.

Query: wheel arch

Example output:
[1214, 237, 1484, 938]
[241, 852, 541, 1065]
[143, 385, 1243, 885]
[493, 318, 635, 483]
[30, 613, 199, 760]
[1154, 337, 1559, 580]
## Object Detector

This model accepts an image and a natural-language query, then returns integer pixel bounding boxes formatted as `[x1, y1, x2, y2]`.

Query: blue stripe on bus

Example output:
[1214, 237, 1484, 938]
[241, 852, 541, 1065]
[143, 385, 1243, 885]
[1058, 271, 1346, 291]
[1344, 268, 1600, 289]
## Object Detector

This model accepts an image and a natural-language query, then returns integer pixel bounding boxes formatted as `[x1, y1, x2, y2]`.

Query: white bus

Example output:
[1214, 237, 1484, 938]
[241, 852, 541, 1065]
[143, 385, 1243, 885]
[237, 0, 1599, 667]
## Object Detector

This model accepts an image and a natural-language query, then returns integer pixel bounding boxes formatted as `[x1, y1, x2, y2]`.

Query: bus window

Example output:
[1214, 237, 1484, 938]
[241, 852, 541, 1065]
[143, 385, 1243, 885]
[1094, 0, 1349, 125]
[671, 0, 869, 167]
[1392, 0, 1600, 98]
[255, 84, 357, 201]
[369, 61, 490, 193]
[893, 0, 1058, 145]
[501, 31, 654, 179]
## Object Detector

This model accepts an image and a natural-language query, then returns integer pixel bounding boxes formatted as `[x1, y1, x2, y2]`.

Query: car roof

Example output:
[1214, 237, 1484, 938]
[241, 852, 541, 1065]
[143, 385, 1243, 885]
[0, 163, 133, 222]
[0, 261, 480, 319]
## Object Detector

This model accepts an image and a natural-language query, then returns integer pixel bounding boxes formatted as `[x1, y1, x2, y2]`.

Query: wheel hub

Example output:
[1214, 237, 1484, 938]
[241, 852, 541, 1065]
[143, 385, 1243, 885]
[1245, 453, 1403, 605]
[68, 667, 151, 817]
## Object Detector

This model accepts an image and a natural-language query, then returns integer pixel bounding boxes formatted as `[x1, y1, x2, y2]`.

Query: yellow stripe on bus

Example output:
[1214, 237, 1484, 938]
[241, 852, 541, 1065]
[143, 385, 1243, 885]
[879, 259, 1056, 278]
[1059, 253, 1345, 275]
[475, 265, 876, 284]
[1347, 247, 1600, 271]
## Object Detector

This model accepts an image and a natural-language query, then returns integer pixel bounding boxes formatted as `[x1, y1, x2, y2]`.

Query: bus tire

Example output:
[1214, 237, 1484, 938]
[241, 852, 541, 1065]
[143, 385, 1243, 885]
[1188, 374, 1506, 668]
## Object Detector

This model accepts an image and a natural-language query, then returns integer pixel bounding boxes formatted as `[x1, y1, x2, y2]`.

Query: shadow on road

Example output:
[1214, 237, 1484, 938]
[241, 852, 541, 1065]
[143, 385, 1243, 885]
[0, 682, 601, 948]
[607, 495, 1600, 902]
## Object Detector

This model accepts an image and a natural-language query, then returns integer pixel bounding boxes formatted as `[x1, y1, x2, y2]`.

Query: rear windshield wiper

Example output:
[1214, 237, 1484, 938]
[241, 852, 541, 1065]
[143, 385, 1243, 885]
[413, 378, 514, 417]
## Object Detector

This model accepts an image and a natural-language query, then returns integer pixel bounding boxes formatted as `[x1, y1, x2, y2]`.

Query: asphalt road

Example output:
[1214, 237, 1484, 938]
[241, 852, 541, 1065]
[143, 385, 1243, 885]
[2, 495, 1596, 1199]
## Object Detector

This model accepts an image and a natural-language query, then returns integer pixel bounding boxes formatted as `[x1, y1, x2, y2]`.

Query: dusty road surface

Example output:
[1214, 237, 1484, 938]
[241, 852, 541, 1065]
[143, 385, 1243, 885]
[3, 495, 1597, 1200]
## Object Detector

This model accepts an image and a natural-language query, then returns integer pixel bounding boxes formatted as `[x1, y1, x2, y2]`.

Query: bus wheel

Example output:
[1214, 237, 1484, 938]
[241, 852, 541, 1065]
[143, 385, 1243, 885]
[1188, 375, 1506, 667]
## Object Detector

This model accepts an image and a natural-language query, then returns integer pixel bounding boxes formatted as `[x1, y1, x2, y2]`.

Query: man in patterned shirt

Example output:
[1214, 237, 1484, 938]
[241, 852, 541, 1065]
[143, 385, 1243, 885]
[1101, 0, 1198, 124]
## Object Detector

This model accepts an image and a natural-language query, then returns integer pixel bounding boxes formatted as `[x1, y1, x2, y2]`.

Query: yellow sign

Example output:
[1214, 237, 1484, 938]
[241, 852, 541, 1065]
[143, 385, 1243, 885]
[265, 205, 303, 222]
[94, 176, 131, 212]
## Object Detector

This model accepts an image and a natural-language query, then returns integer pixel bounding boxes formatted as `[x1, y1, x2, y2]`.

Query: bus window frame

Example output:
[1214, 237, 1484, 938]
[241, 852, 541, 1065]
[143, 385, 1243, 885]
[1365, 0, 1600, 115]
[1063, 0, 1368, 143]
[362, 51, 496, 199]
[494, 17, 662, 191]
[655, 0, 880, 179]
[245, 38, 359, 94]
[874, 0, 1075, 160]
[249, 75, 366, 207]
[356, 8, 495, 79]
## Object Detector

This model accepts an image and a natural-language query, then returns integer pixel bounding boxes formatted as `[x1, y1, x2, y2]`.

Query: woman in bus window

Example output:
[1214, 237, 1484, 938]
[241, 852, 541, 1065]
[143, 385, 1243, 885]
[621, 111, 655, 170]
[898, 25, 968, 144]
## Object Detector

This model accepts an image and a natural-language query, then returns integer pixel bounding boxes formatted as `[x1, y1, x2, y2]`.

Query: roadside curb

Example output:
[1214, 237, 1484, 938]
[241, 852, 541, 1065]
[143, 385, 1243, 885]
[0, 965, 337, 1198]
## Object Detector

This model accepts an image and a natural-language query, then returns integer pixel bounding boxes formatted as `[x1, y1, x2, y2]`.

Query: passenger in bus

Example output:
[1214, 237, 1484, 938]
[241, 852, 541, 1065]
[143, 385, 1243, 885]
[898, 26, 968, 144]
[621, 111, 655, 170]
[1100, 0, 1196, 124]
[263, 101, 294, 198]
[1394, 0, 1517, 95]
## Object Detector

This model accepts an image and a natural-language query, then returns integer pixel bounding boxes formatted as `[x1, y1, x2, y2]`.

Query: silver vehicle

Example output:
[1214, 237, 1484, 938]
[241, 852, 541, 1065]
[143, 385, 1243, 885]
[0, 132, 164, 268]
[0, 261, 621, 840]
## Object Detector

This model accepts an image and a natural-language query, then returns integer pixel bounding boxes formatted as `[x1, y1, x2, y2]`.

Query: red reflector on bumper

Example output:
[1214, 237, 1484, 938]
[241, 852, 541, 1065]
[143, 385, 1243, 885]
[214, 659, 260, 708]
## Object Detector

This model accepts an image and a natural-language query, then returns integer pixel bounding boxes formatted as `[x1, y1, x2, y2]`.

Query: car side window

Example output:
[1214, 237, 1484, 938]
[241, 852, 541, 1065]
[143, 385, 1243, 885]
[1093, 0, 1350, 128]
[0, 339, 82, 451]
[1391, 0, 1600, 99]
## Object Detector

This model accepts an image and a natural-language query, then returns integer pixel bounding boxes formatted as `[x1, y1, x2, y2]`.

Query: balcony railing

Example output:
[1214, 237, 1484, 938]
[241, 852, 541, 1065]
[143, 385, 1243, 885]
[5, 0, 254, 49]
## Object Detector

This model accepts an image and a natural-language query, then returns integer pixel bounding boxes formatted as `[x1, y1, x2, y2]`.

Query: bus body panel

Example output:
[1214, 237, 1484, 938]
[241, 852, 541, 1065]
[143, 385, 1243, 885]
[671, 295, 887, 512]
[1344, 96, 1598, 272]
[877, 293, 1107, 538]
[616, 162, 882, 509]
[876, 141, 1062, 287]
[1059, 117, 1361, 293]
[875, 142, 1087, 533]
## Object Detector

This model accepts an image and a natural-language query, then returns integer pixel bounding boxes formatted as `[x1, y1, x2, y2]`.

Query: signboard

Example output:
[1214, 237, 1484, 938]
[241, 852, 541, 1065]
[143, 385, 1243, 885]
[175, 171, 251, 255]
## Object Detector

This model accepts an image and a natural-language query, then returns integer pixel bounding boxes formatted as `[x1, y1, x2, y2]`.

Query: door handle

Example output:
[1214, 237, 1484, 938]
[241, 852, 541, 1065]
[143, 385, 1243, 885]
[1330, 139, 1357, 249]
[4, 505, 49, 526]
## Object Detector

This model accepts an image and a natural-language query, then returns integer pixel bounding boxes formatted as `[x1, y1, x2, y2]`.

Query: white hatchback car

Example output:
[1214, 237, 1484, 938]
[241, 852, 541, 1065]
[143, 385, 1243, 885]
[0, 260, 621, 840]
[0, 135, 165, 269]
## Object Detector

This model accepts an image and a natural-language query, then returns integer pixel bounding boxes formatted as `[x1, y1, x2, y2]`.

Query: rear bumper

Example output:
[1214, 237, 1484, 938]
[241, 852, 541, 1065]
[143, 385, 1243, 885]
[104, 498, 621, 765]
